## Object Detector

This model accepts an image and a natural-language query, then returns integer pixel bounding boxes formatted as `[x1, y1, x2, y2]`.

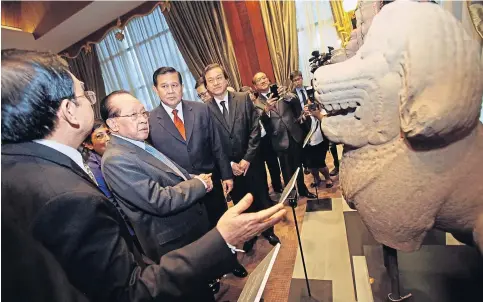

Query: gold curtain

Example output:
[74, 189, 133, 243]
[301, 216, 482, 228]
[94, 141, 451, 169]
[259, 0, 298, 86]
[163, 1, 241, 89]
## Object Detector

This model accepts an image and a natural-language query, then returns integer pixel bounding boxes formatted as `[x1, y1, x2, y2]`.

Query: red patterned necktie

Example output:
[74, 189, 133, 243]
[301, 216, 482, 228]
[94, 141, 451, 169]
[172, 109, 186, 140]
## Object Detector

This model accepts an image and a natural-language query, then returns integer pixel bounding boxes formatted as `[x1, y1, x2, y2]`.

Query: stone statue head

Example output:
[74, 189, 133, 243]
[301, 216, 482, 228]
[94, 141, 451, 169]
[313, 1, 483, 150]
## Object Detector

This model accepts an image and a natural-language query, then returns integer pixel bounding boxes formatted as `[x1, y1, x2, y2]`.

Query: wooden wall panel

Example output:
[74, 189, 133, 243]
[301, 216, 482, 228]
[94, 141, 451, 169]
[223, 1, 275, 87]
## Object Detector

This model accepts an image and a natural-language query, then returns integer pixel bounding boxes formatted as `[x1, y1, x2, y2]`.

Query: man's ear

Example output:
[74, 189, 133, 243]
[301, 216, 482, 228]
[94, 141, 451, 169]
[152, 85, 158, 94]
[106, 118, 118, 132]
[58, 99, 80, 126]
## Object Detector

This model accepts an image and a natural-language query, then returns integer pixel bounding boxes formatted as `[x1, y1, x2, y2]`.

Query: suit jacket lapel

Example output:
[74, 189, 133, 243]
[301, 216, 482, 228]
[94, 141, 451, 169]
[109, 136, 189, 181]
[207, 99, 230, 132]
[156, 105, 186, 144]
[182, 101, 194, 144]
[227, 91, 238, 133]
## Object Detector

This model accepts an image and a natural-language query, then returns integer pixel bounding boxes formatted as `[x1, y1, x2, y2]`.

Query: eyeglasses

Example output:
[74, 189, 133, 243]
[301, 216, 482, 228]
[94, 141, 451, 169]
[198, 91, 210, 98]
[93, 131, 110, 140]
[114, 111, 150, 121]
[75, 91, 96, 105]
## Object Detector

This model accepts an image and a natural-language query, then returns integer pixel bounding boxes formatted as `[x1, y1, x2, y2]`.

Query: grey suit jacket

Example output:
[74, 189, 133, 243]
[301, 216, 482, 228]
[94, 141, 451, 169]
[206, 91, 261, 163]
[255, 93, 304, 152]
[148, 100, 232, 180]
[102, 135, 209, 260]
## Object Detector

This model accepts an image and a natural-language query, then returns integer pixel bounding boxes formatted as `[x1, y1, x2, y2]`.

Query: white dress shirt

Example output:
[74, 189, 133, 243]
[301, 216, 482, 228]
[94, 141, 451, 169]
[34, 139, 89, 175]
[161, 101, 184, 123]
[309, 117, 324, 146]
[214, 93, 229, 115]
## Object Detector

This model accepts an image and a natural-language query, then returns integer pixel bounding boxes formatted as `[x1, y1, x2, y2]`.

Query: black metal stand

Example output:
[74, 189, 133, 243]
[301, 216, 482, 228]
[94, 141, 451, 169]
[308, 172, 320, 203]
[288, 192, 312, 297]
[382, 245, 412, 301]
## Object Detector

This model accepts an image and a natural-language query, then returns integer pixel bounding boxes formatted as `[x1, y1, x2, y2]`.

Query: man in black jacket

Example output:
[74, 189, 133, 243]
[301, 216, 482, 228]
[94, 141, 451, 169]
[253, 72, 316, 199]
[1, 49, 286, 302]
[203, 63, 281, 251]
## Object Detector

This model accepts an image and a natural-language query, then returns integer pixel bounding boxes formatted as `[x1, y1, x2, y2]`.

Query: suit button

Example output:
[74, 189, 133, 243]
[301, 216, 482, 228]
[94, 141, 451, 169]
[187, 148, 191, 152]
[229, 136, 233, 139]
[192, 164, 195, 168]
[198, 210, 203, 215]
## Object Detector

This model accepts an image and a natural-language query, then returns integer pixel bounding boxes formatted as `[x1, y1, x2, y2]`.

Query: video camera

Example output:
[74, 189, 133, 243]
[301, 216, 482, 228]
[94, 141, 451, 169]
[308, 46, 334, 74]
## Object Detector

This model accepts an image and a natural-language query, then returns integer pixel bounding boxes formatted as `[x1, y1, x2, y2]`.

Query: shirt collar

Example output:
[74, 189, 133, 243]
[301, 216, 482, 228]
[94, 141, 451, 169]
[112, 134, 146, 150]
[214, 92, 229, 105]
[34, 139, 86, 172]
[161, 101, 183, 115]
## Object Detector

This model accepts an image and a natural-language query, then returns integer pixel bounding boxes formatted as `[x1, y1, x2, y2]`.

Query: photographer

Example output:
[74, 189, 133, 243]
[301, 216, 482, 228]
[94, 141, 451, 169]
[302, 100, 333, 188]
[252, 72, 316, 199]
[308, 48, 341, 176]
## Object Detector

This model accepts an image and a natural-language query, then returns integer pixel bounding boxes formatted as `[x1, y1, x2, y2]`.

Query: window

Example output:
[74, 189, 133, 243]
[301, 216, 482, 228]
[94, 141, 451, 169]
[96, 6, 197, 110]
[296, 1, 340, 85]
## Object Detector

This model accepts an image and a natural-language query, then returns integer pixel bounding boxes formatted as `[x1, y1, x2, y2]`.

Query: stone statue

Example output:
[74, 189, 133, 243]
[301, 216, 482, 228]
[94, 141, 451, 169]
[312, 1, 483, 252]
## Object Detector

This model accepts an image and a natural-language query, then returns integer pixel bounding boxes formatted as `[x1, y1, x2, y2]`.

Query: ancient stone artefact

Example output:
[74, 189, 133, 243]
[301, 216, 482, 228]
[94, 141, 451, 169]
[313, 1, 483, 252]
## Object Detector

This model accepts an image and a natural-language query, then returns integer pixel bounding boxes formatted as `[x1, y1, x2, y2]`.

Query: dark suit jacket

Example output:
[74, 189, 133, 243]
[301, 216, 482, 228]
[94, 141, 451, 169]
[206, 91, 261, 163]
[292, 87, 312, 134]
[102, 135, 209, 261]
[2, 216, 89, 302]
[148, 100, 232, 180]
[255, 93, 304, 152]
[1, 142, 236, 302]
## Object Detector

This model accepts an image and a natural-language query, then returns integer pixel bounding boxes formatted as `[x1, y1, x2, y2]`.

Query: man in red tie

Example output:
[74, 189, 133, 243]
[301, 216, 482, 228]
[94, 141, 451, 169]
[148, 67, 248, 281]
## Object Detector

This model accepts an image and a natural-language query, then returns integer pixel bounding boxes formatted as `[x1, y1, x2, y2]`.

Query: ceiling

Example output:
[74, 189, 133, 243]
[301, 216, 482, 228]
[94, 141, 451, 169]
[1, 1, 145, 53]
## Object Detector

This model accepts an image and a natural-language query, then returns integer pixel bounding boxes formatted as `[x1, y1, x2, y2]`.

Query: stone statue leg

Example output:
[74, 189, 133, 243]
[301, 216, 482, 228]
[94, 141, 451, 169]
[382, 245, 412, 301]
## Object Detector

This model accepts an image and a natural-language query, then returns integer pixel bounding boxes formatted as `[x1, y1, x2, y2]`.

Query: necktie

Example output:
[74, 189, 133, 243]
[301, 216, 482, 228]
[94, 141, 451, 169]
[84, 163, 98, 185]
[301, 89, 307, 106]
[144, 144, 188, 180]
[220, 101, 229, 124]
[172, 109, 186, 140]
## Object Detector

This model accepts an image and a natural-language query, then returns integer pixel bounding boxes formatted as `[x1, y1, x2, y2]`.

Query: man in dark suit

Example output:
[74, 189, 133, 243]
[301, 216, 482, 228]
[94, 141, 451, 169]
[203, 63, 281, 251]
[101, 91, 213, 260]
[290, 70, 311, 175]
[1, 49, 286, 302]
[148, 67, 247, 278]
[291, 70, 340, 176]
[252, 72, 317, 199]
[241, 86, 284, 194]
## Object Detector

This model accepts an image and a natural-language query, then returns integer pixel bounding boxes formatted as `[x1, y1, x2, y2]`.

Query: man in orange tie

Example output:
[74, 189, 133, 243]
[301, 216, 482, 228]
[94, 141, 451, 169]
[148, 67, 247, 281]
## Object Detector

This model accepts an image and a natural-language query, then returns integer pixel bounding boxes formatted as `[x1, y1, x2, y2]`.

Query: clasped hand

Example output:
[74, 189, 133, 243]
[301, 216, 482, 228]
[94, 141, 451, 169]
[232, 159, 251, 176]
[195, 173, 213, 192]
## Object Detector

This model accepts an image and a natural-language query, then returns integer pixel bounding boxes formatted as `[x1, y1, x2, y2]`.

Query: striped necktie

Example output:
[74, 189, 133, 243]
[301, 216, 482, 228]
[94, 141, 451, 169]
[144, 144, 188, 180]
[83, 162, 98, 185]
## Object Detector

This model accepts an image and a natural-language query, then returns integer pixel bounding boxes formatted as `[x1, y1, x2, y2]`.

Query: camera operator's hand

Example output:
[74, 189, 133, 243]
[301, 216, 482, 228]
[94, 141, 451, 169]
[304, 103, 325, 121]
[265, 97, 277, 112]
[277, 86, 288, 98]
[217, 193, 286, 246]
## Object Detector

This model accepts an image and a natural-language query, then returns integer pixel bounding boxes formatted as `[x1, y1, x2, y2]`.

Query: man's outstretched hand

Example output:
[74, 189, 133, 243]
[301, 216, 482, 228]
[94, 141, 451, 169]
[217, 194, 286, 246]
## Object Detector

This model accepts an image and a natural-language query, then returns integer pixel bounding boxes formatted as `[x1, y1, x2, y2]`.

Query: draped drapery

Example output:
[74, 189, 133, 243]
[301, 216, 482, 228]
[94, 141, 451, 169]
[295, 1, 339, 85]
[96, 6, 197, 110]
[66, 47, 106, 119]
[259, 0, 298, 87]
[162, 1, 241, 90]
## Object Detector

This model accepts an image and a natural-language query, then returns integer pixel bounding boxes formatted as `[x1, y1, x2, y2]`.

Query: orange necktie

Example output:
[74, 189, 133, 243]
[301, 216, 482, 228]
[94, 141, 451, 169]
[172, 109, 186, 140]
